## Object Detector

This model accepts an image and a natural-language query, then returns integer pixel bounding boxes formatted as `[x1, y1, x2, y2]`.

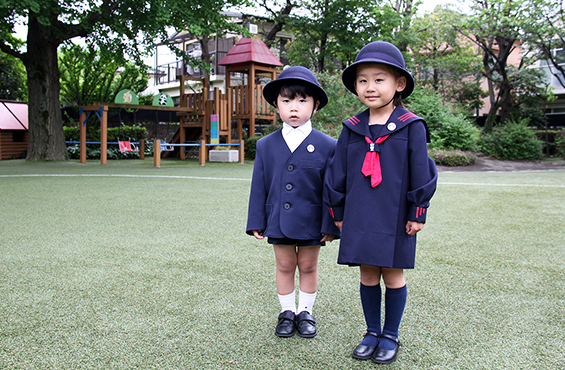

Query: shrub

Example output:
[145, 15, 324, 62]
[555, 130, 565, 159]
[245, 136, 261, 160]
[480, 119, 544, 160]
[428, 148, 477, 166]
[406, 87, 479, 151]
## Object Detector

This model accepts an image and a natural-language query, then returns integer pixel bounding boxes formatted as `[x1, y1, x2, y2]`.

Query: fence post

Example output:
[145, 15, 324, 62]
[140, 139, 145, 160]
[199, 140, 206, 166]
[154, 139, 161, 167]
[239, 140, 244, 164]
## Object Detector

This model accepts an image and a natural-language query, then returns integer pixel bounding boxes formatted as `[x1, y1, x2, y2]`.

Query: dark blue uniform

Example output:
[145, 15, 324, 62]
[325, 107, 437, 268]
[247, 129, 340, 240]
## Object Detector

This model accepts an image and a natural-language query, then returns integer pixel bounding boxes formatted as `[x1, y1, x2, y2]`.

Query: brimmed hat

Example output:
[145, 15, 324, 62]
[263, 66, 328, 109]
[342, 41, 415, 99]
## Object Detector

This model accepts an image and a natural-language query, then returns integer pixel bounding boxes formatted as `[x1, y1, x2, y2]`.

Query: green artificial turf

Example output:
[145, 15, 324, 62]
[1, 158, 564, 369]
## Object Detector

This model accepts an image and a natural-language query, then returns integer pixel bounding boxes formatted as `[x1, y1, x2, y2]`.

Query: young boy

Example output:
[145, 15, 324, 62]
[325, 41, 437, 363]
[246, 66, 340, 338]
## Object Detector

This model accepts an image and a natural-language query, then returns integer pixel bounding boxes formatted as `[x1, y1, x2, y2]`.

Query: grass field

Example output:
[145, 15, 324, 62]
[1, 158, 564, 369]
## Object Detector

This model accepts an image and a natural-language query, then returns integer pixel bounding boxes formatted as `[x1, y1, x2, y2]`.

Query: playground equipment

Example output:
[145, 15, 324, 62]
[78, 37, 283, 166]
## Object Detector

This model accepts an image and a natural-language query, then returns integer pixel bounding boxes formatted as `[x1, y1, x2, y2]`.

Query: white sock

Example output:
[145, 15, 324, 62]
[278, 291, 296, 313]
[298, 290, 317, 314]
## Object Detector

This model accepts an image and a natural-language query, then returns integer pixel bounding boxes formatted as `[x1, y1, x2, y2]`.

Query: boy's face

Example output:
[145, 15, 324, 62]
[276, 94, 319, 128]
[354, 63, 406, 111]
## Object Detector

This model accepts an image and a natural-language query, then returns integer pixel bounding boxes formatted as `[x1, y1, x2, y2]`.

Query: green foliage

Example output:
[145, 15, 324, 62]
[428, 148, 478, 166]
[245, 135, 261, 160]
[553, 130, 565, 158]
[63, 126, 148, 143]
[480, 119, 544, 160]
[410, 6, 486, 114]
[311, 72, 365, 138]
[0, 52, 27, 101]
[59, 44, 150, 108]
[406, 86, 480, 151]
[286, 0, 400, 72]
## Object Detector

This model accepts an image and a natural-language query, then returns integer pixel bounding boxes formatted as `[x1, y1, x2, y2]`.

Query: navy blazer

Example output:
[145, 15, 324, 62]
[247, 129, 340, 240]
[325, 107, 437, 269]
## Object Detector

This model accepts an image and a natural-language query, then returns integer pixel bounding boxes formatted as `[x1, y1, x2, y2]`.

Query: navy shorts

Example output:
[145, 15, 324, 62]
[267, 237, 325, 247]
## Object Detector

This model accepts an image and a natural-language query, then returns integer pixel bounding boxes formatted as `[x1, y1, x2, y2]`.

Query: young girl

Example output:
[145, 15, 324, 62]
[247, 66, 340, 338]
[325, 41, 437, 363]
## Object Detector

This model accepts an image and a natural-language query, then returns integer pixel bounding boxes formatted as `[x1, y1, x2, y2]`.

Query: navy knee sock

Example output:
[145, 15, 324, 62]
[359, 283, 381, 347]
[379, 285, 407, 350]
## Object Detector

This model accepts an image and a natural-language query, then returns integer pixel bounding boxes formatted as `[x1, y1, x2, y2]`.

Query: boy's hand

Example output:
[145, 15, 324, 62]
[334, 221, 343, 232]
[405, 221, 424, 236]
[252, 230, 264, 239]
[321, 233, 335, 242]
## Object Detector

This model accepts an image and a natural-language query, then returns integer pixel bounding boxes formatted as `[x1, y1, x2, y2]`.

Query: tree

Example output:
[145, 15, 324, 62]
[0, 51, 27, 101]
[59, 44, 150, 109]
[410, 6, 486, 114]
[259, 0, 297, 47]
[0, 0, 246, 160]
[286, 0, 401, 72]
[458, 0, 532, 130]
[522, 0, 565, 89]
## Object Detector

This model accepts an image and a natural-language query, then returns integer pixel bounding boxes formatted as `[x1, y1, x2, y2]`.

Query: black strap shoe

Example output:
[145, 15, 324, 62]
[296, 311, 317, 338]
[275, 310, 296, 337]
[372, 334, 402, 364]
[352, 331, 380, 360]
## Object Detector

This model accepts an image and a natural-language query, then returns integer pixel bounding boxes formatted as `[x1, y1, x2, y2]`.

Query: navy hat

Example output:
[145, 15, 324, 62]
[263, 66, 328, 109]
[342, 41, 415, 99]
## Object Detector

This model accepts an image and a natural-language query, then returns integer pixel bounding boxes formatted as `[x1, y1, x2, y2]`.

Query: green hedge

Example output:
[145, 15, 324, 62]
[480, 119, 543, 160]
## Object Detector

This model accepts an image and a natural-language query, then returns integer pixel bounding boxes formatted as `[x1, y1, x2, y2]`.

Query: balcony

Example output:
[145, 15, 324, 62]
[154, 51, 228, 86]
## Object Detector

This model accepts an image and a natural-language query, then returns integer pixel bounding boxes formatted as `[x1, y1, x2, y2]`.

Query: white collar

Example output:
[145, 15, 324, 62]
[282, 120, 312, 137]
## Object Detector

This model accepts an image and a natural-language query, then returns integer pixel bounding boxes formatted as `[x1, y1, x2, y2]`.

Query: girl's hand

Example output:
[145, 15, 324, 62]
[321, 233, 335, 242]
[252, 230, 264, 239]
[334, 221, 343, 232]
[405, 221, 424, 236]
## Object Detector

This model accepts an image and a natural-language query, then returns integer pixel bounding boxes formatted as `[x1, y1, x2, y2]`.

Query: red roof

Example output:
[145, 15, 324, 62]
[218, 37, 283, 67]
[0, 102, 28, 130]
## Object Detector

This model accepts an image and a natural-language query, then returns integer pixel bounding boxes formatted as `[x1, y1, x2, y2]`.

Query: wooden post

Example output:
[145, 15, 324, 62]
[239, 139, 244, 164]
[154, 139, 161, 167]
[100, 105, 108, 165]
[249, 63, 256, 137]
[140, 139, 145, 160]
[80, 110, 87, 163]
[199, 139, 206, 166]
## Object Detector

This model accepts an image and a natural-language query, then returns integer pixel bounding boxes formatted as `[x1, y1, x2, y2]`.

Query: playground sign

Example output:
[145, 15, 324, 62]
[114, 89, 139, 105]
[210, 114, 219, 144]
[152, 92, 174, 107]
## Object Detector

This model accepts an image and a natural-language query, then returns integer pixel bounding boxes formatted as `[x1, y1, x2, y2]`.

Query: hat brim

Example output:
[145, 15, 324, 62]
[263, 77, 328, 110]
[342, 59, 415, 99]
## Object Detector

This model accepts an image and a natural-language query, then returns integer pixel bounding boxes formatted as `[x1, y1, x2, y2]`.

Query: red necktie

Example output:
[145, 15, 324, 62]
[361, 135, 389, 187]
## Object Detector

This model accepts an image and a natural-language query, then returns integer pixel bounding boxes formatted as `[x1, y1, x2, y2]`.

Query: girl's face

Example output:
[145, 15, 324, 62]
[354, 63, 406, 112]
[276, 94, 318, 127]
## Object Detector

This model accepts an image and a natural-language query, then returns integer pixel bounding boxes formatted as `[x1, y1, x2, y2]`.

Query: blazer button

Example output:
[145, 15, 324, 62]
[287, 164, 295, 172]
[283, 202, 291, 210]
[285, 183, 293, 191]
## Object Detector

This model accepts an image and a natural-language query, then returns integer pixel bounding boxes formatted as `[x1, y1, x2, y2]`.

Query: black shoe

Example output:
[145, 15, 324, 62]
[275, 310, 296, 337]
[372, 334, 402, 364]
[295, 311, 317, 338]
[352, 331, 379, 360]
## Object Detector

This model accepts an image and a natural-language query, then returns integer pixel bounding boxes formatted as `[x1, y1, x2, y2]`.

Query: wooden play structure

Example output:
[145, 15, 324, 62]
[77, 36, 283, 166]
[175, 37, 282, 160]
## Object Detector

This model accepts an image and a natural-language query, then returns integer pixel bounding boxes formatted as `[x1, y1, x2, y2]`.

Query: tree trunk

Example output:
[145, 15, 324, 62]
[24, 15, 67, 160]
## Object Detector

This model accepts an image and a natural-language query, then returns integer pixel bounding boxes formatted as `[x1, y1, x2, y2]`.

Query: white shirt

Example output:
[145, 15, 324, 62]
[282, 120, 312, 153]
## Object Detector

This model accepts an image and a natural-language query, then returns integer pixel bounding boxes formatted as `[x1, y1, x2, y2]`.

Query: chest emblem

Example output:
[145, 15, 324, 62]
[307, 144, 315, 153]
[387, 122, 397, 131]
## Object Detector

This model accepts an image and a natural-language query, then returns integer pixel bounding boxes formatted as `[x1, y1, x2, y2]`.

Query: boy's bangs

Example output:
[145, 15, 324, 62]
[278, 83, 316, 100]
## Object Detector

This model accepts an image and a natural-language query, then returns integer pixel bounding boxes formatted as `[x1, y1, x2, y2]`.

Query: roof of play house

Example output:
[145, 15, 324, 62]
[0, 101, 28, 130]
[218, 37, 283, 67]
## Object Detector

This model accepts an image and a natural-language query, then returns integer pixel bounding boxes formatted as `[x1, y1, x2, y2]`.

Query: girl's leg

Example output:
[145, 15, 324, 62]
[273, 244, 298, 312]
[296, 245, 320, 313]
[358, 265, 383, 348]
[379, 268, 407, 351]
